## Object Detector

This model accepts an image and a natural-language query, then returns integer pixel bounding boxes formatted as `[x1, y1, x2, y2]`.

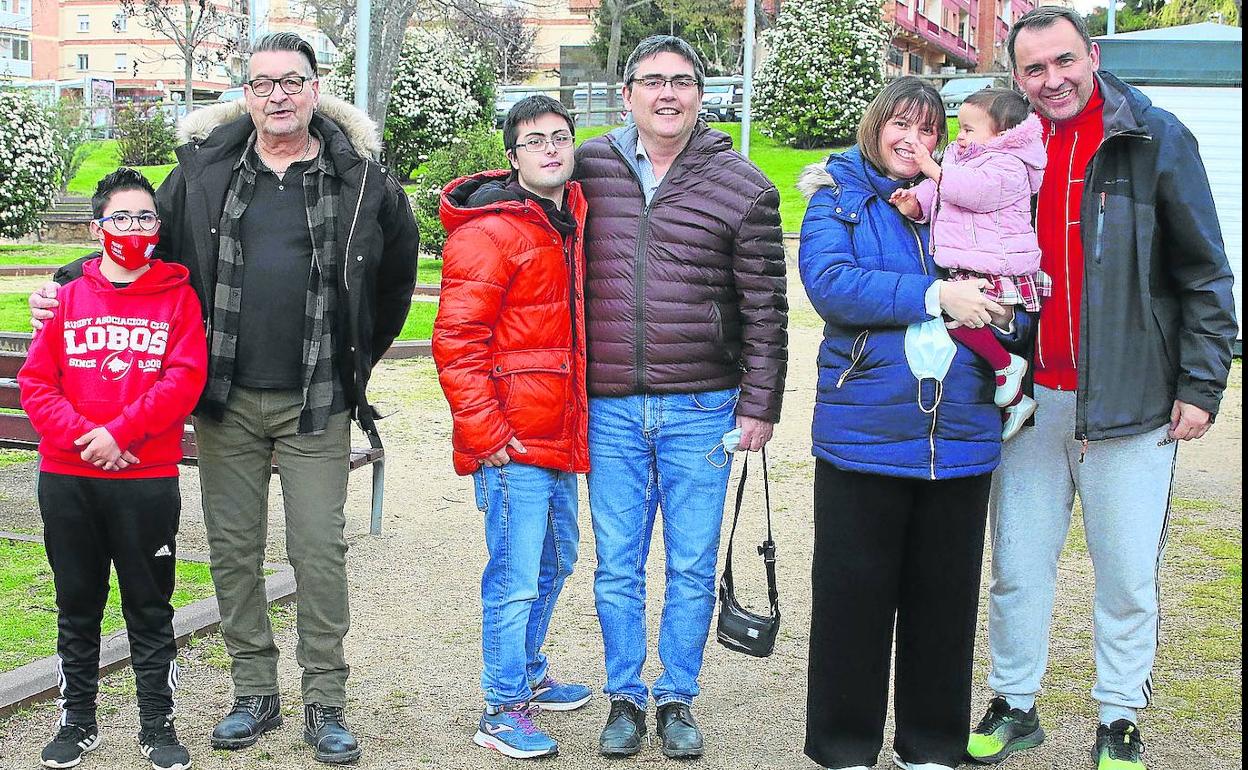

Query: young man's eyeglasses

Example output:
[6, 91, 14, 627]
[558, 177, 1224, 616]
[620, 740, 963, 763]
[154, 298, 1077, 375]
[514, 133, 574, 153]
[97, 212, 160, 232]
[247, 75, 313, 97]
[630, 76, 699, 92]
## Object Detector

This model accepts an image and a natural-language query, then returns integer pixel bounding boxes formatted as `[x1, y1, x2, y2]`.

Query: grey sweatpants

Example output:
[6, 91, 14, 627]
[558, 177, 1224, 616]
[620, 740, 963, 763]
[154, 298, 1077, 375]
[986, 386, 1177, 725]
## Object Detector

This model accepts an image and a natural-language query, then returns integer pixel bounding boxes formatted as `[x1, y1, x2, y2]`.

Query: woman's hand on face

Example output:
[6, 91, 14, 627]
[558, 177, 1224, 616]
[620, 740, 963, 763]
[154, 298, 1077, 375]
[938, 279, 1004, 329]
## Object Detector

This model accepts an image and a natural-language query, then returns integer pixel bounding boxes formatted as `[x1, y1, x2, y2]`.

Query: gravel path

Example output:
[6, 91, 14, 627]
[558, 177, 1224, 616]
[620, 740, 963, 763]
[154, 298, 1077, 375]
[0, 274, 1240, 770]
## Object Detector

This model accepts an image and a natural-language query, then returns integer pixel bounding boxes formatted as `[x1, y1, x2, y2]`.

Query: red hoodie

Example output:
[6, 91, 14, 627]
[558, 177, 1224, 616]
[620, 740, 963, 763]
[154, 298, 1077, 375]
[1034, 82, 1105, 391]
[19, 257, 207, 479]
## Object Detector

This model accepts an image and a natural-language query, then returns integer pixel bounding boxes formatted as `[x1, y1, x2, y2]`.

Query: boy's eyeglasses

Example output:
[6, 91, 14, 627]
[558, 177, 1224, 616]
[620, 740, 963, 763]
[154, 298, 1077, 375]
[515, 134, 574, 153]
[247, 76, 313, 97]
[97, 212, 160, 232]
[630, 76, 699, 92]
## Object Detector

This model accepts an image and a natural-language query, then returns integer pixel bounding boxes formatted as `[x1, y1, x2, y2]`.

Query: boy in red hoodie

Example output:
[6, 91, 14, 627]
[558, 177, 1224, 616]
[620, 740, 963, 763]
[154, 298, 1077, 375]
[19, 168, 207, 770]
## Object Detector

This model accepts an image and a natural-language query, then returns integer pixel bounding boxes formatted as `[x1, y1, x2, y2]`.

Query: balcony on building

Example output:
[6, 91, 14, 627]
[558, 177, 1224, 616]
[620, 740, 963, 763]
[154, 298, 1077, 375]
[889, 0, 980, 69]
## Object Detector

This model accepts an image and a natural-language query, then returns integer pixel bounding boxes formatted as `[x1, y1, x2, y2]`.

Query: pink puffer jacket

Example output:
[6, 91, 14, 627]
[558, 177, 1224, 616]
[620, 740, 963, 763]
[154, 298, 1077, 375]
[914, 114, 1046, 277]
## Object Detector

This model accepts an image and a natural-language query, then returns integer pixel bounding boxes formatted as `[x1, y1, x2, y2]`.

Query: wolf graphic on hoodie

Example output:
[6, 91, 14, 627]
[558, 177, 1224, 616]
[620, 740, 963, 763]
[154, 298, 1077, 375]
[19, 257, 207, 478]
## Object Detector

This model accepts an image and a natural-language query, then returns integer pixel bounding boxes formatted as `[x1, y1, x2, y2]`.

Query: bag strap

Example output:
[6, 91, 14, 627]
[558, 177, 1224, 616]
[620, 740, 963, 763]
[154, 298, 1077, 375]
[721, 447, 779, 614]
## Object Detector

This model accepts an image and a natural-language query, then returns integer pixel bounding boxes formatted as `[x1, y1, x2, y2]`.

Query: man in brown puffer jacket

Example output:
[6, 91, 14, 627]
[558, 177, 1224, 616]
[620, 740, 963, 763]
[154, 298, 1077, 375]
[574, 35, 788, 760]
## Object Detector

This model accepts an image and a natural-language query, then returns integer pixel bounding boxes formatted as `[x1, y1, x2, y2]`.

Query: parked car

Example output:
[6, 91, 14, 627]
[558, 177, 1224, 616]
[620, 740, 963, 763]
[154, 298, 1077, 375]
[939, 76, 1002, 117]
[217, 86, 244, 102]
[495, 89, 544, 127]
[700, 82, 742, 121]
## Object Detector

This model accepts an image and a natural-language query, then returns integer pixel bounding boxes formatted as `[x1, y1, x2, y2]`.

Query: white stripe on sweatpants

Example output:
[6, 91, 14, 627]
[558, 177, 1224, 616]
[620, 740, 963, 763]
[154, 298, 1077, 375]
[985, 385, 1177, 725]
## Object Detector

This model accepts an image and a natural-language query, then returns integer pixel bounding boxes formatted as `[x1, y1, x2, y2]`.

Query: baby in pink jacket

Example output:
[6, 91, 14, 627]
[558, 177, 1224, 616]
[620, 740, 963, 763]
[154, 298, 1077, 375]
[892, 88, 1048, 441]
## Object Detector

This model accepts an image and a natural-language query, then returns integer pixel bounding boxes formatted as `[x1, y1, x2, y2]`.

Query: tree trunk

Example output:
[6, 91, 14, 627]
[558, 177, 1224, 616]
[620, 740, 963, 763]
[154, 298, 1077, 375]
[183, 0, 195, 111]
[365, 0, 418, 134]
[606, 0, 623, 109]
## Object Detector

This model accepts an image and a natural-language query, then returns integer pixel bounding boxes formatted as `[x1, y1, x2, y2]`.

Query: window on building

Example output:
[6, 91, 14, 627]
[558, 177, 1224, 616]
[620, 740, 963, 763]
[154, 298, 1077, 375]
[1, 34, 30, 61]
[77, 14, 90, 32]
[909, 53, 924, 74]
[887, 45, 905, 67]
[115, 53, 128, 71]
[924, 0, 940, 20]
[114, 13, 128, 32]
[960, 10, 972, 42]
[77, 53, 89, 70]
[1001, 0, 1013, 20]
[19, 0, 29, 12]
[0, 1, 10, 14]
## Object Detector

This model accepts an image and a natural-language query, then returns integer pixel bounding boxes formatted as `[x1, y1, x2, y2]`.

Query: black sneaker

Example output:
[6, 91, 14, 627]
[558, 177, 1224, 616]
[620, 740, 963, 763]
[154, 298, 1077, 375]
[303, 703, 362, 764]
[966, 696, 1045, 764]
[598, 698, 646, 757]
[41, 722, 100, 769]
[209, 694, 282, 749]
[137, 718, 191, 770]
[656, 702, 704, 758]
[1092, 720, 1147, 769]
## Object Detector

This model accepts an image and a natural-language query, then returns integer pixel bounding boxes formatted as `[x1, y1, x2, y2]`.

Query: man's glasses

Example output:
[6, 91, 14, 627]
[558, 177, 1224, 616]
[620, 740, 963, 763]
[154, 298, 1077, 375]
[247, 76, 313, 97]
[97, 212, 160, 232]
[630, 75, 699, 92]
[514, 133, 575, 153]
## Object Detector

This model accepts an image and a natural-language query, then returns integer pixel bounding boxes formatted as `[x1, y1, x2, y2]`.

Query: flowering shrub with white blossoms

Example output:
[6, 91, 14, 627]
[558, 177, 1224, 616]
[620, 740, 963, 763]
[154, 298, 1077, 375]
[0, 92, 61, 238]
[754, 0, 887, 148]
[334, 29, 494, 179]
[408, 123, 509, 255]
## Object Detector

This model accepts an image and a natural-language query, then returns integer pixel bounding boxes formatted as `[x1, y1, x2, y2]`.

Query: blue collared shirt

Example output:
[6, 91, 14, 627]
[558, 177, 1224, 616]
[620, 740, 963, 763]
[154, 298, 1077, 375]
[613, 125, 662, 204]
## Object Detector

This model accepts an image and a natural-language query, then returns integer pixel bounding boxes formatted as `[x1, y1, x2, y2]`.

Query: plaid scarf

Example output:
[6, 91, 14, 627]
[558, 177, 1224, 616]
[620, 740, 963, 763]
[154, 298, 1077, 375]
[202, 131, 341, 435]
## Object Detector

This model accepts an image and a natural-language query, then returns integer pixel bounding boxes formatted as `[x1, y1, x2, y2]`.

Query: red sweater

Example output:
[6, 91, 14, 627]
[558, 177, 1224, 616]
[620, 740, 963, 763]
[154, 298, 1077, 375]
[1034, 83, 1104, 391]
[19, 258, 207, 478]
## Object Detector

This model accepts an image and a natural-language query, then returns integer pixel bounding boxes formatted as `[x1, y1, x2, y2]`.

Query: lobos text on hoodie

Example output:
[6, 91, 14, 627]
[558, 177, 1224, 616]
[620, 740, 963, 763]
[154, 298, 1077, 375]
[914, 113, 1047, 278]
[19, 257, 208, 479]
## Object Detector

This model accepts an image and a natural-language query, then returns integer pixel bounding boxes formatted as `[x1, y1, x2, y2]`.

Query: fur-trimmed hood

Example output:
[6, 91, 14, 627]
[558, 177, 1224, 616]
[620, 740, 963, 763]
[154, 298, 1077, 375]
[945, 113, 1045, 169]
[177, 93, 382, 158]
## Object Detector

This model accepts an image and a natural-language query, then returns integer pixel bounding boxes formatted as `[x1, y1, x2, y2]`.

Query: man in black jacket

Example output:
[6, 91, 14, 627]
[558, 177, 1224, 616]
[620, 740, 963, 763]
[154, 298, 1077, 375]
[966, 9, 1237, 770]
[31, 33, 418, 765]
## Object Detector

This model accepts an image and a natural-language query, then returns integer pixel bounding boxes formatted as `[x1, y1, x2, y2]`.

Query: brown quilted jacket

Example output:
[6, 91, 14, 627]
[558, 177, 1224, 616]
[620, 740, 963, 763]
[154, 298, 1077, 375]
[573, 123, 789, 423]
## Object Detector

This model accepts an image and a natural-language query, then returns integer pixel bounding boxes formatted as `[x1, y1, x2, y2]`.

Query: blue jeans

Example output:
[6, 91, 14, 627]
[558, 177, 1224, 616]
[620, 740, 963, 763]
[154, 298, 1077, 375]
[474, 462, 580, 707]
[588, 388, 738, 709]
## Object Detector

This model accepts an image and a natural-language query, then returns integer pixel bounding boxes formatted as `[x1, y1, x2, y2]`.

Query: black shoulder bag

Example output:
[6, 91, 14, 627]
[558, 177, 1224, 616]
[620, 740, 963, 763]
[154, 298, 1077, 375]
[716, 448, 780, 657]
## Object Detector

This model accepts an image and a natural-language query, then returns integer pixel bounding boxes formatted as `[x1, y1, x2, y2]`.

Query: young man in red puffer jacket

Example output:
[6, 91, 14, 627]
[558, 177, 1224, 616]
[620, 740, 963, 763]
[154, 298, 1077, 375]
[432, 95, 590, 760]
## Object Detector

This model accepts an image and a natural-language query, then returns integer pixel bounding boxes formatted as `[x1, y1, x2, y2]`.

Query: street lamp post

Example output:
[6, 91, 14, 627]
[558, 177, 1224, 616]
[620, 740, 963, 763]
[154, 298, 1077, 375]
[741, 0, 756, 159]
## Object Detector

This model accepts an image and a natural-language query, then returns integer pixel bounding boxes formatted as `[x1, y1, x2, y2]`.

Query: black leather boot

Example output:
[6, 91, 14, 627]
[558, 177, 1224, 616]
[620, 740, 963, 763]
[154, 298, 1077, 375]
[210, 694, 282, 749]
[304, 703, 362, 764]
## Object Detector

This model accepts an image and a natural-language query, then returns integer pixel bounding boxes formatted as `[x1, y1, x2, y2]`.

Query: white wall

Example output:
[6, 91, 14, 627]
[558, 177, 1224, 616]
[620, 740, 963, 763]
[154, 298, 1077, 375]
[1138, 85, 1243, 341]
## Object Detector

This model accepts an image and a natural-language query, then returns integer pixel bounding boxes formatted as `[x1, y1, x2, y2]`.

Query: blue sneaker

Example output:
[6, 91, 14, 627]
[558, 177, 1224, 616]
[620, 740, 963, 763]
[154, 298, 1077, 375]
[529, 675, 592, 712]
[473, 704, 558, 759]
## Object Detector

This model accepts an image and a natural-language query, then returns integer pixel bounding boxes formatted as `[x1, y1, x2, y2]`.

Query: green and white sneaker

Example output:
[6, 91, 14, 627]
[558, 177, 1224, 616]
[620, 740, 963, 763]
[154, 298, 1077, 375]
[966, 696, 1045, 764]
[1092, 720, 1147, 769]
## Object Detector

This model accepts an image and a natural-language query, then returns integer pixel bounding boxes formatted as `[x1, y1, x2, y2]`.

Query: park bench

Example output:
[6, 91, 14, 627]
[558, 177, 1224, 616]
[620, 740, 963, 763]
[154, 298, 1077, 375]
[0, 350, 386, 534]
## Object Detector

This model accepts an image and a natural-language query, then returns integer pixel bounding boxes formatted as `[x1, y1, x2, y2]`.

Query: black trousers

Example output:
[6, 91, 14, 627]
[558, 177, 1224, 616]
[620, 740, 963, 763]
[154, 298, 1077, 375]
[39, 472, 181, 725]
[804, 460, 990, 769]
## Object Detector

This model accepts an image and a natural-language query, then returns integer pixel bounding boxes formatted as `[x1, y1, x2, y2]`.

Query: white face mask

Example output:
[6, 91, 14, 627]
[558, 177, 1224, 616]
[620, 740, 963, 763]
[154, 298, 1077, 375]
[904, 317, 957, 383]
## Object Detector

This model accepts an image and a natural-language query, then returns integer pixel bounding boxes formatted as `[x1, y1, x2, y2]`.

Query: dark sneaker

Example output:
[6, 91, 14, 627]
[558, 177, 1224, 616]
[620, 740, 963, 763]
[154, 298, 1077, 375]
[966, 696, 1045, 763]
[598, 698, 646, 757]
[41, 722, 100, 768]
[1092, 720, 1147, 769]
[656, 702, 704, 759]
[473, 704, 558, 759]
[210, 694, 283, 749]
[304, 703, 362, 764]
[138, 718, 191, 770]
[529, 675, 592, 712]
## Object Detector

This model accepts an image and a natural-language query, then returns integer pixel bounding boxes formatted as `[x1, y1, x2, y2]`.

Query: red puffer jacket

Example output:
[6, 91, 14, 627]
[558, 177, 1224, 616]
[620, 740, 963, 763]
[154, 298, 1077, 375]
[433, 171, 589, 476]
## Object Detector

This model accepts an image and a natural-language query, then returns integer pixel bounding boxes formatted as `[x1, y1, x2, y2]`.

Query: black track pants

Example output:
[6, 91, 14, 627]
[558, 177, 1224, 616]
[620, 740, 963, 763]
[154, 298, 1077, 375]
[39, 472, 181, 725]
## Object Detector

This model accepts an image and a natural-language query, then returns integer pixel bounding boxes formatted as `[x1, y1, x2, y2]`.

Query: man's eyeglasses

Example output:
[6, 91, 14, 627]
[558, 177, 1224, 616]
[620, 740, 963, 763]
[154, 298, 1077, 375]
[247, 75, 313, 97]
[630, 75, 699, 92]
[514, 133, 575, 153]
[97, 212, 160, 232]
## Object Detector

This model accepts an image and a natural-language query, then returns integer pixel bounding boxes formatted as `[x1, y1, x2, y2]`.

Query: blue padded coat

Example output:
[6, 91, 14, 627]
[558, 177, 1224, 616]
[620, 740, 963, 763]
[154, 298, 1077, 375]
[798, 147, 1025, 480]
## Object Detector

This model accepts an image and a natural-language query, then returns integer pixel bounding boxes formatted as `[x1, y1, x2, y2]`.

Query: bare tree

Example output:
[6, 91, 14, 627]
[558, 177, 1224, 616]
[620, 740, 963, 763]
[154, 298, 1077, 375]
[454, 4, 539, 83]
[116, 0, 248, 107]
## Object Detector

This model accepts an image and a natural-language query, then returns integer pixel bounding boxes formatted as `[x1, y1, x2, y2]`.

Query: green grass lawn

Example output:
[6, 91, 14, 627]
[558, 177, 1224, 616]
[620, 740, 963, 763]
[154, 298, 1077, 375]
[399, 300, 438, 341]
[0, 538, 217, 672]
[0, 244, 95, 266]
[417, 259, 442, 286]
[0, 292, 32, 332]
[67, 141, 176, 197]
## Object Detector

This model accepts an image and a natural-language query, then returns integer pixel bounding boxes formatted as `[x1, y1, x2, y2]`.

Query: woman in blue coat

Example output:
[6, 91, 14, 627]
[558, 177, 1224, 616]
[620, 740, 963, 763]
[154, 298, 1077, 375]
[798, 77, 1028, 770]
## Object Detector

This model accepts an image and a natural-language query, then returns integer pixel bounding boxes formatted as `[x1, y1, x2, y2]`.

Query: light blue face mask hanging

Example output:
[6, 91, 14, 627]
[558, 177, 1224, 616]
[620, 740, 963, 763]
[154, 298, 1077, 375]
[903, 317, 957, 413]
